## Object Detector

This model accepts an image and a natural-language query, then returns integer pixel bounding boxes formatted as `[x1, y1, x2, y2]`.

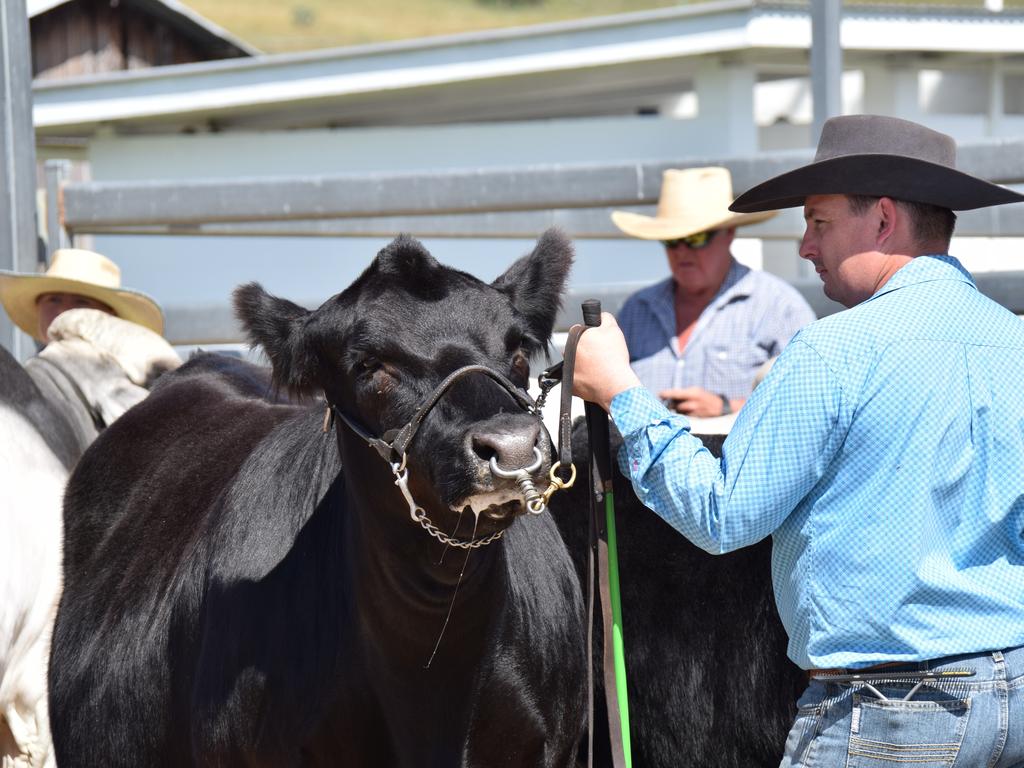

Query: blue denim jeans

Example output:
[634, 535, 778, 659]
[780, 645, 1024, 768]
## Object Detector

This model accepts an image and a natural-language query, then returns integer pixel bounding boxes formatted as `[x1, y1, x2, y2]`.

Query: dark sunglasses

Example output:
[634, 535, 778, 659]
[661, 230, 718, 250]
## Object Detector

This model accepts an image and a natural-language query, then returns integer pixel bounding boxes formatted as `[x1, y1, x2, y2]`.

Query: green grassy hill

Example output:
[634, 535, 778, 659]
[183, 0, 692, 53]
[185, 0, 1024, 55]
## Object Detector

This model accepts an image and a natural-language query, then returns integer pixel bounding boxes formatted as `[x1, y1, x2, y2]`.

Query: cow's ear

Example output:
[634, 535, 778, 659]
[374, 234, 447, 300]
[233, 283, 320, 396]
[492, 228, 574, 344]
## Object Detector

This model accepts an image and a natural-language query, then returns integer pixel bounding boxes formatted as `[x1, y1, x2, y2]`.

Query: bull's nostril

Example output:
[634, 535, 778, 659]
[470, 425, 540, 470]
[472, 438, 498, 464]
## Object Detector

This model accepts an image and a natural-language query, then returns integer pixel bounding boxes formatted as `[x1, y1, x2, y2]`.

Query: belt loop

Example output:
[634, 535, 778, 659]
[992, 649, 1006, 681]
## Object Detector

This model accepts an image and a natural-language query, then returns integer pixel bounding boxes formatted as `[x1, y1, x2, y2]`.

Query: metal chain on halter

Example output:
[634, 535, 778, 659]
[533, 365, 562, 412]
[412, 509, 506, 550]
[392, 460, 507, 549]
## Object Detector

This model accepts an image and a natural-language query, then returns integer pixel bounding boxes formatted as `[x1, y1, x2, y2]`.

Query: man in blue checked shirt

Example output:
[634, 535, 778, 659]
[611, 167, 815, 417]
[572, 115, 1024, 767]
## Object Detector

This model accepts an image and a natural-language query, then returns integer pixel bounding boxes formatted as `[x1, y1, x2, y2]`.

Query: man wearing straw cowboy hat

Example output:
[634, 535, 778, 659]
[0, 248, 164, 345]
[572, 115, 1024, 765]
[612, 167, 814, 417]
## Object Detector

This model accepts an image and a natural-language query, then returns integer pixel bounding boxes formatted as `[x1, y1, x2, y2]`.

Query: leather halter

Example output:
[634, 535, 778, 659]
[324, 364, 552, 550]
[327, 364, 539, 466]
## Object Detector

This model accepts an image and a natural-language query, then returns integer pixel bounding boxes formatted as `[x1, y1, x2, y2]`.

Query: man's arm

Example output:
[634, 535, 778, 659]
[572, 314, 845, 553]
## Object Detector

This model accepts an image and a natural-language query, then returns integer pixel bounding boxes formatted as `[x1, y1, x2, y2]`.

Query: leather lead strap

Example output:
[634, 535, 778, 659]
[560, 323, 627, 768]
[556, 325, 586, 476]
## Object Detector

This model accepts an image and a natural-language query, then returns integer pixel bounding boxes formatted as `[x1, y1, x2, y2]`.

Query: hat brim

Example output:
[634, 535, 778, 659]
[0, 272, 164, 342]
[610, 209, 776, 240]
[730, 154, 1024, 213]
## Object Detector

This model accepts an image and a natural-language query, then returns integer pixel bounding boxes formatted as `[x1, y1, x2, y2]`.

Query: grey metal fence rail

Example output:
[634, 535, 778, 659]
[54, 141, 1024, 343]
[60, 142, 1024, 236]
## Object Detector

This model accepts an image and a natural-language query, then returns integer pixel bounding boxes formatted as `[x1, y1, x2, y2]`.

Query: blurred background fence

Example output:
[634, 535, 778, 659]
[51, 144, 1024, 344]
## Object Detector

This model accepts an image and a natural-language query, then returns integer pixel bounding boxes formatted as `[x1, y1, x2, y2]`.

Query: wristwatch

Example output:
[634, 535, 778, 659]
[718, 393, 732, 415]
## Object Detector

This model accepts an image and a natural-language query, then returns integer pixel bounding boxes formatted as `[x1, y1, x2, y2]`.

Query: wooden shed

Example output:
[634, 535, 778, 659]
[28, 0, 257, 82]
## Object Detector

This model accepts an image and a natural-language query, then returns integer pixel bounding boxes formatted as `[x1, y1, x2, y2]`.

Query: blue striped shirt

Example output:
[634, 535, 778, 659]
[617, 260, 816, 400]
[611, 255, 1024, 669]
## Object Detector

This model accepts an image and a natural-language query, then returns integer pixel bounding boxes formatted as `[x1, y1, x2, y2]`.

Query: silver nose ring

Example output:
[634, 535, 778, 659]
[489, 447, 546, 514]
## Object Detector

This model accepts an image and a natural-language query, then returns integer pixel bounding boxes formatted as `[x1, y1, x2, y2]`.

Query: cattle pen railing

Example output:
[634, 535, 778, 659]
[50, 141, 1024, 346]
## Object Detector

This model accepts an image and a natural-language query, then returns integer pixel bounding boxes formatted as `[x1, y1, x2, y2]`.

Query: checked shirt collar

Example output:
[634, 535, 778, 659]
[866, 254, 977, 305]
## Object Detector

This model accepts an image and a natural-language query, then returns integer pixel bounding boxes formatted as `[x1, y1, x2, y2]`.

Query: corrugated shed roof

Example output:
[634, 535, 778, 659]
[27, 0, 260, 57]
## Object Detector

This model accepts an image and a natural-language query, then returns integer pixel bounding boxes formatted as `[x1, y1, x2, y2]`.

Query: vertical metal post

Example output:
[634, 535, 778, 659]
[45, 159, 70, 255]
[810, 0, 843, 143]
[1, 0, 39, 358]
[988, 58, 1004, 138]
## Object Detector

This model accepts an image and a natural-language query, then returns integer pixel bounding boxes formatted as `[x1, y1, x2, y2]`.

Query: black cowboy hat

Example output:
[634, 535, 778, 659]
[730, 114, 1024, 213]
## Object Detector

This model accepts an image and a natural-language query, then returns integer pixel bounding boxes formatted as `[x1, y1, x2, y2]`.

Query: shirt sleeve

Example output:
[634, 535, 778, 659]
[610, 337, 845, 554]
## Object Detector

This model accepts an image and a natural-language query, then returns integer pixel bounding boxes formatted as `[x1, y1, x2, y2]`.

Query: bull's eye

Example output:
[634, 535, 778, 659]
[357, 356, 380, 374]
[511, 350, 530, 386]
[354, 357, 397, 404]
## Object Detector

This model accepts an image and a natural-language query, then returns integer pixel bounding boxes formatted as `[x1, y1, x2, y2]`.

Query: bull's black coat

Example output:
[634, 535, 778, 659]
[550, 426, 805, 768]
[50, 231, 585, 767]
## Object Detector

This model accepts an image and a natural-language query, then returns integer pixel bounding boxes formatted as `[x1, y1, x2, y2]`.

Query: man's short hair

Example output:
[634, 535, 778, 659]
[846, 194, 957, 247]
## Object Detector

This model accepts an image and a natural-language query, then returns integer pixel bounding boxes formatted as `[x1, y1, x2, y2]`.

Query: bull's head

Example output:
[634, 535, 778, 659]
[234, 229, 573, 540]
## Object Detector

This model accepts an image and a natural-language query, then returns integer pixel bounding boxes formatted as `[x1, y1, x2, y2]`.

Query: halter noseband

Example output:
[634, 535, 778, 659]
[325, 364, 573, 549]
[330, 365, 537, 465]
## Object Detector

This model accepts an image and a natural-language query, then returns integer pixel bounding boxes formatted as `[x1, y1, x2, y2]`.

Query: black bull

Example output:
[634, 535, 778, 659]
[50, 231, 585, 767]
[49, 230, 801, 767]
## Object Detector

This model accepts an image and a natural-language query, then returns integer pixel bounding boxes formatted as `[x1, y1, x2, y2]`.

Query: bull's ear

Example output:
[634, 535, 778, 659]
[492, 228, 574, 344]
[233, 283, 319, 396]
[374, 234, 447, 300]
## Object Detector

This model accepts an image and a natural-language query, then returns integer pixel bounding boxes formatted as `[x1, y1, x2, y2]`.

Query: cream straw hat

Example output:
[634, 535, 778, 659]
[0, 248, 164, 342]
[612, 167, 776, 241]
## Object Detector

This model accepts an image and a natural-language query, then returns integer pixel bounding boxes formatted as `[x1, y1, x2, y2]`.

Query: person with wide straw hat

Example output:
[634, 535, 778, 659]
[0, 248, 164, 344]
[571, 115, 1024, 766]
[611, 166, 814, 417]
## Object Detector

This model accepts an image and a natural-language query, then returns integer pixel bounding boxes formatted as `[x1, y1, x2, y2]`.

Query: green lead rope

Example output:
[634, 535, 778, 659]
[605, 488, 632, 767]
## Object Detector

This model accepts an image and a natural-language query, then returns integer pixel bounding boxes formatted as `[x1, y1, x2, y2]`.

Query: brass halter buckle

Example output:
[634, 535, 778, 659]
[541, 461, 577, 505]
